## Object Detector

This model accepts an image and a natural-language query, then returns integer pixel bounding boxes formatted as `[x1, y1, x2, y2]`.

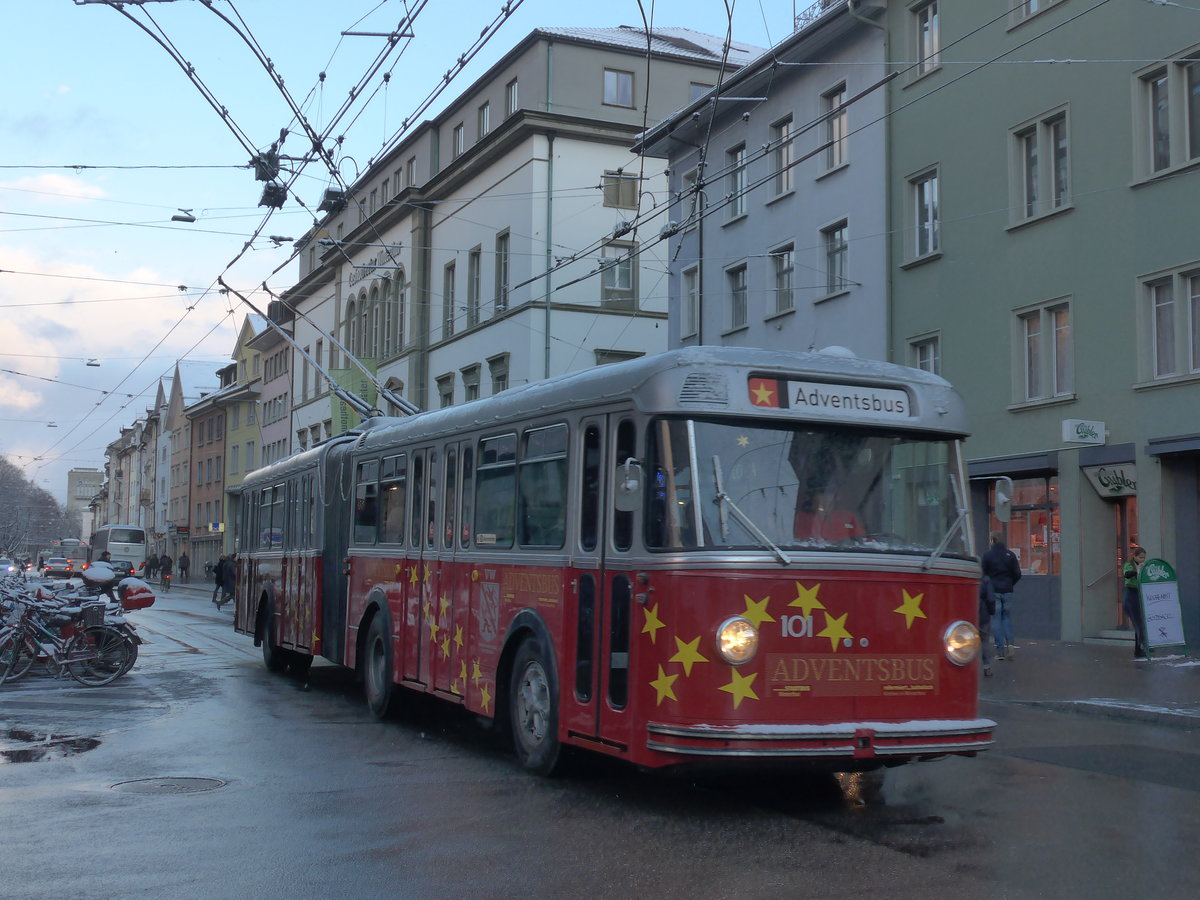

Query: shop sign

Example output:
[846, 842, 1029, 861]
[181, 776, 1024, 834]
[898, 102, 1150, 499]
[1081, 464, 1136, 498]
[1062, 418, 1106, 444]
[1139, 558, 1187, 654]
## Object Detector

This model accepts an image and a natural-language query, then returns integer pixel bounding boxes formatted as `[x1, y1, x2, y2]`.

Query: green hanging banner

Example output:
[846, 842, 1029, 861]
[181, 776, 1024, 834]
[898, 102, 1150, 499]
[1138, 558, 1188, 657]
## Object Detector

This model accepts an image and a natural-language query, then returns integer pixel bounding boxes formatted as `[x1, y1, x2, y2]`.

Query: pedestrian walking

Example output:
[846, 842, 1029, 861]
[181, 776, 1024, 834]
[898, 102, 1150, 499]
[146, 555, 159, 581]
[212, 555, 226, 605]
[218, 552, 237, 608]
[1122, 546, 1148, 659]
[979, 573, 996, 677]
[982, 531, 1022, 660]
[178, 552, 190, 584]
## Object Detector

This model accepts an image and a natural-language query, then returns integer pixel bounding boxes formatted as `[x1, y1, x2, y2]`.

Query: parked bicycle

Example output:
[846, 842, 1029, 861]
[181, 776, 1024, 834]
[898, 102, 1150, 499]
[0, 598, 132, 686]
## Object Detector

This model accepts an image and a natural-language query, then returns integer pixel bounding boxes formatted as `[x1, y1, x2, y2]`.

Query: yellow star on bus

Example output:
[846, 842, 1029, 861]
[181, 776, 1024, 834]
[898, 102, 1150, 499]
[818, 611, 853, 651]
[669, 635, 709, 676]
[454, 625, 464, 651]
[460, 660, 469, 683]
[423, 563, 432, 583]
[439, 594, 450, 616]
[751, 382, 775, 405]
[650, 665, 679, 705]
[480, 682, 492, 713]
[719, 670, 759, 709]
[472, 659, 483, 686]
[742, 595, 775, 628]
[642, 602, 665, 643]
[409, 566, 418, 586]
[788, 582, 825, 618]
[893, 589, 927, 629]
[427, 616, 440, 641]
[441, 635, 451, 658]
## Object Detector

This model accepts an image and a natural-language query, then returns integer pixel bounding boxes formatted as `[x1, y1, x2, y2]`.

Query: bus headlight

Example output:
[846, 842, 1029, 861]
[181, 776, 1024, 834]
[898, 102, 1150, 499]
[716, 616, 759, 665]
[944, 620, 980, 666]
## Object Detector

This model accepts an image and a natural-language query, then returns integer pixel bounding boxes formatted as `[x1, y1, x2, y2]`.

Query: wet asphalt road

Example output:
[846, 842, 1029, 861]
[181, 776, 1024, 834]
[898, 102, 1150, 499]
[1, 588, 1198, 899]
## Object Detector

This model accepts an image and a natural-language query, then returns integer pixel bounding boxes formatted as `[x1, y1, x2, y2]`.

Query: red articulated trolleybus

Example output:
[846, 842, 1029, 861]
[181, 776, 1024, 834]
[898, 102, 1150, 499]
[232, 347, 994, 774]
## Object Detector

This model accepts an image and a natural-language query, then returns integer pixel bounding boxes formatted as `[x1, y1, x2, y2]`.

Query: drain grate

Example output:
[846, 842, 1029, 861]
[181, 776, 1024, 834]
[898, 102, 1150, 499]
[111, 776, 228, 794]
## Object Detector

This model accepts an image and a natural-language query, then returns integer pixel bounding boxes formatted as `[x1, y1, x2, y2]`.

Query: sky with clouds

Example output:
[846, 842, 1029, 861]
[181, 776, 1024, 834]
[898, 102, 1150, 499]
[1, 0, 787, 503]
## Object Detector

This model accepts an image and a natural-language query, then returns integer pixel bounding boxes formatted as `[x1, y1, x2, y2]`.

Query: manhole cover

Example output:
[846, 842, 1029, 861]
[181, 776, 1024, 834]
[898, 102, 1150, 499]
[111, 777, 228, 794]
[1, 729, 101, 764]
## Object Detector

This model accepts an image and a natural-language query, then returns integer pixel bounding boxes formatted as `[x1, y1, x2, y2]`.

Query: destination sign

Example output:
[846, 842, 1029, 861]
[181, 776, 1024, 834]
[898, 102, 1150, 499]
[747, 377, 911, 421]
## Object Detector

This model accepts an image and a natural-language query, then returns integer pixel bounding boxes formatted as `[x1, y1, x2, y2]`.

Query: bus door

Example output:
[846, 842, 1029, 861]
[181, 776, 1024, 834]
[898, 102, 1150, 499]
[566, 415, 638, 757]
[401, 447, 435, 686]
[432, 440, 471, 697]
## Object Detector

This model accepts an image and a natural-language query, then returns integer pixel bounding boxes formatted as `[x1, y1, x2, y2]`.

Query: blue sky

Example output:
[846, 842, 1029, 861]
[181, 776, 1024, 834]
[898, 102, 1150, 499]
[0, 0, 788, 502]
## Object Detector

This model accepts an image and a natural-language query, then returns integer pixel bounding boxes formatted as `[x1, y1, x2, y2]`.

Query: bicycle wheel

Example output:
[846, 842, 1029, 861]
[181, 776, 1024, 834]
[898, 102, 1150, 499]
[0, 631, 36, 683]
[64, 627, 132, 686]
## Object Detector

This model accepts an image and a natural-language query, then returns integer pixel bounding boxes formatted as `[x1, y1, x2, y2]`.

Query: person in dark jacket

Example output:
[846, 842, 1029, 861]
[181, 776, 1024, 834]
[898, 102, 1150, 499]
[981, 532, 1022, 660]
[212, 555, 226, 605]
[217, 552, 237, 609]
[1122, 547, 1148, 659]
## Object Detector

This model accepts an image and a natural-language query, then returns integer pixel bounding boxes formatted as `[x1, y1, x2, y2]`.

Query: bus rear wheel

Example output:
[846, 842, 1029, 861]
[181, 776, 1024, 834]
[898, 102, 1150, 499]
[363, 614, 397, 719]
[509, 637, 560, 775]
[259, 601, 287, 673]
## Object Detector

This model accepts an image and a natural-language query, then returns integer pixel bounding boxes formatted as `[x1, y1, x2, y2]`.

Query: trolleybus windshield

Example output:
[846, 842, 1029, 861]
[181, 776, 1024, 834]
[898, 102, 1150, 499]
[646, 418, 969, 557]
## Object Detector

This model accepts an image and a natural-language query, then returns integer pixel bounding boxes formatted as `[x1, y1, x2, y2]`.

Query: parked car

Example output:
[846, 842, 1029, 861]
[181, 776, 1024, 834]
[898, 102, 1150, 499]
[43, 557, 75, 578]
[108, 559, 136, 579]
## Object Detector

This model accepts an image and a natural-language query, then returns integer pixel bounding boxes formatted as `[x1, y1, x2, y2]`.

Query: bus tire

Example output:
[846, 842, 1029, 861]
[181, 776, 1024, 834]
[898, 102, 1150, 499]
[259, 600, 287, 673]
[509, 636, 560, 775]
[363, 614, 397, 719]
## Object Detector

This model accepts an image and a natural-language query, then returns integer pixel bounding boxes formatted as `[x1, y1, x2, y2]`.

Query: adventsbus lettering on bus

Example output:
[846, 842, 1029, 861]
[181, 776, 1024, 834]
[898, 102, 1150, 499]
[230, 347, 992, 776]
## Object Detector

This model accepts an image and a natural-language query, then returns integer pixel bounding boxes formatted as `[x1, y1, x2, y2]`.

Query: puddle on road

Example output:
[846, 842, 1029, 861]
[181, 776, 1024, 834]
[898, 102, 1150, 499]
[0, 728, 101, 764]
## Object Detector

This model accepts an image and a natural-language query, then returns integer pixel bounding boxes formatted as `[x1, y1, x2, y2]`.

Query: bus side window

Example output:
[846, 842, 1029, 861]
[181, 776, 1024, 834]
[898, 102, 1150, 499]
[354, 460, 379, 545]
[380, 454, 407, 545]
[475, 434, 517, 548]
[259, 488, 272, 550]
[443, 447, 457, 550]
[580, 424, 601, 552]
[459, 447, 474, 548]
[613, 419, 636, 552]
[410, 453, 425, 548]
[518, 424, 567, 548]
[426, 449, 438, 549]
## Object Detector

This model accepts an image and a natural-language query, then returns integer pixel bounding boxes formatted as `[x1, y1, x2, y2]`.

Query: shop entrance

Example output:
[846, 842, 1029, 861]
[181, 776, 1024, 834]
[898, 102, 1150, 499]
[1113, 496, 1139, 628]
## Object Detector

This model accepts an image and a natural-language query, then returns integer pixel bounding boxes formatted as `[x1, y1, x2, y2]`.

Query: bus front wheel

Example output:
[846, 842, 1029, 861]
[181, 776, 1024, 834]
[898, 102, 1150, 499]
[509, 637, 560, 775]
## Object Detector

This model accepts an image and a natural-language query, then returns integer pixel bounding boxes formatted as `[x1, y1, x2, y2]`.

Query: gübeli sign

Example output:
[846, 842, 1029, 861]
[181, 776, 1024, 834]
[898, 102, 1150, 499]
[1138, 558, 1187, 654]
[1081, 464, 1136, 498]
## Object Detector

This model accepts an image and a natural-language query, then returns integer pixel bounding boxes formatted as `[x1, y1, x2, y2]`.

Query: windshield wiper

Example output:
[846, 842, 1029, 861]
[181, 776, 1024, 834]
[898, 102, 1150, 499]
[712, 455, 792, 566]
[922, 471, 968, 570]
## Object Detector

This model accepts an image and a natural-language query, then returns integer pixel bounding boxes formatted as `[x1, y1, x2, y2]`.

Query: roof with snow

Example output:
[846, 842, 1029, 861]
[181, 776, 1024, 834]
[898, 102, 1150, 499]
[534, 25, 762, 67]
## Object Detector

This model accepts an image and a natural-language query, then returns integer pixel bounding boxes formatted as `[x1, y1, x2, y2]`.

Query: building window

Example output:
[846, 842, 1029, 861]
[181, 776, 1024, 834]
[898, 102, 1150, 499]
[437, 374, 454, 409]
[603, 69, 634, 107]
[822, 221, 848, 295]
[726, 264, 747, 331]
[405, 156, 416, 188]
[443, 261, 456, 337]
[452, 123, 465, 159]
[682, 266, 699, 339]
[594, 349, 643, 366]
[824, 84, 848, 170]
[771, 117, 792, 196]
[914, 1, 939, 77]
[909, 169, 940, 259]
[467, 248, 482, 327]
[1016, 300, 1073, 401]
[911, 335, 941, 375]
[488, 354, 509, 394]
[1135, 53, 1200, 176]
[494, 231, 510, 314]
[690, 82, 712, 102]
[505, 78, 519, 117]
[771, 245, 794, 314]
[726, 144, 746, 219]
[1013, 0, 1064, 24]
[462, 364, 481, 402]
[477, 102, 490, 139]
[602, 171, 639, 209]
[1012, 109, 1070, 222]
[600, 242, 636, 309]
[1143, 268, 1200, 380]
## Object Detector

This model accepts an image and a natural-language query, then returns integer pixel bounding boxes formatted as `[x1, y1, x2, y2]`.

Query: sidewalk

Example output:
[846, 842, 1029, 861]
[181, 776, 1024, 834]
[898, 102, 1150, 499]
[980, 638, 1200, 729]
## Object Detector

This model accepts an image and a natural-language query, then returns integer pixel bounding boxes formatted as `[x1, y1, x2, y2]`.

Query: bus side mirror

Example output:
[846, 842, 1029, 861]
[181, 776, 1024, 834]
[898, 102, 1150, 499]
[994, 476, 1013, 523]
[615, 457, 643, 513]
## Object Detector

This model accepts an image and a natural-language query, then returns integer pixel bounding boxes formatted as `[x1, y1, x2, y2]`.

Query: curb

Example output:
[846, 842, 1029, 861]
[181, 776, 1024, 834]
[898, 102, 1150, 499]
[983, 697, 1200, 730]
